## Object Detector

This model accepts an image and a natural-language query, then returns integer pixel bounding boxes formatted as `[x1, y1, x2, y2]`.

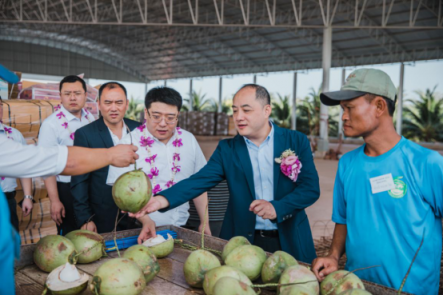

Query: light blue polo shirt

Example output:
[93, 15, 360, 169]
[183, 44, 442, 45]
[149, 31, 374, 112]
[244, 123, 277, 230]
[332, 137, 443, 295]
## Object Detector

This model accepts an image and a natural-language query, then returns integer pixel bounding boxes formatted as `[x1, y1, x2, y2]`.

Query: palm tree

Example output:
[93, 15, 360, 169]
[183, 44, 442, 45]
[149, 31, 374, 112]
[125, 96, 144, 121]
[271, 94, 292, 129]
[402, 87, 443, 142]
[296, 86, 338, 137]
[182, 90, 217, 112]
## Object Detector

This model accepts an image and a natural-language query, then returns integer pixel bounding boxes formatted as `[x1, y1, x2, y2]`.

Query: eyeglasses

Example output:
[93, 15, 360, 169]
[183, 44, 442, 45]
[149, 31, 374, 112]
[62, 91, 85, 98]
[147, 110, 178, 124]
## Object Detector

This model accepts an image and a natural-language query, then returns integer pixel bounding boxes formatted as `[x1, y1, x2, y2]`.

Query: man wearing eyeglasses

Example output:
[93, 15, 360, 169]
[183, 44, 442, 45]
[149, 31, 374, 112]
[38, 75, 94, 235]
[107, 86, 211, 242]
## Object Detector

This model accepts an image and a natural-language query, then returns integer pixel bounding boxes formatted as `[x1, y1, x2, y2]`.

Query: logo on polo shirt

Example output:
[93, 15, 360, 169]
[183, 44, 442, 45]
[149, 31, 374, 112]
[388, 176, 407, 198]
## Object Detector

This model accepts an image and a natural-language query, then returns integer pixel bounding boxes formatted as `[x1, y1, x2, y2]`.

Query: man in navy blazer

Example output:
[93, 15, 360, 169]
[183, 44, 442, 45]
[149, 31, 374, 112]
[132, 84, 320, 262]
[71, 82, 155, 242]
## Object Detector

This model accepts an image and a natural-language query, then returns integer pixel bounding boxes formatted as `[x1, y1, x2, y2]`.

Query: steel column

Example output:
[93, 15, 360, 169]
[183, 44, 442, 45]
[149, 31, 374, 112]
[291, 72, 298, 130]
[396, 63, 405, 135]
[189, 79, 193, 110]
[253, 75, 257, 84]
[318, 26, 332, 153]
[218, 77, 223, 113]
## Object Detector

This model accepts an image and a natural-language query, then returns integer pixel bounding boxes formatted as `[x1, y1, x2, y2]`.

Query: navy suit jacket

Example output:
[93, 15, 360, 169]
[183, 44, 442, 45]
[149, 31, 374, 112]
[70, 117, 141, 233]
[160, 124, 320, 262]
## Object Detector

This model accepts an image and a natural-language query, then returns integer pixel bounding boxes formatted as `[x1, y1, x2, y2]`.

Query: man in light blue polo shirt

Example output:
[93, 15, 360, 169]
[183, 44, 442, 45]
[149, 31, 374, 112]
[312, 68, 443, 295]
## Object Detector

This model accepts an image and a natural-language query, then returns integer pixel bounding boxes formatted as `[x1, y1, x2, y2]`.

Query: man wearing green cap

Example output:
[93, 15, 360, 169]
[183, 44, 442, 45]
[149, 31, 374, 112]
[311, 68, 443, 294]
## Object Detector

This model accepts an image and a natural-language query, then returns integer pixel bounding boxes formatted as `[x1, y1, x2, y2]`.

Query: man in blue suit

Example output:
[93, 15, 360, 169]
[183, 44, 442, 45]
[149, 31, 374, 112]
[132, 84, 320, 262]
[71, 82, 155, 242]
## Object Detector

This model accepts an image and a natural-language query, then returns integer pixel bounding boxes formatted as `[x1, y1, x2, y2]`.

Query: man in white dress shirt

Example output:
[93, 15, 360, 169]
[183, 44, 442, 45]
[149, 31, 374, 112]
[38, 75, 94, 235]
[0, 97, 33, 231]
[107, 87, 211, 239]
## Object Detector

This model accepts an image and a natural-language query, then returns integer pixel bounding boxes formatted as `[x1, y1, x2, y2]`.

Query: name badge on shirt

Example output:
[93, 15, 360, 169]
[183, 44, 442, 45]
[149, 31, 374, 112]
[369, 173, 396, 194]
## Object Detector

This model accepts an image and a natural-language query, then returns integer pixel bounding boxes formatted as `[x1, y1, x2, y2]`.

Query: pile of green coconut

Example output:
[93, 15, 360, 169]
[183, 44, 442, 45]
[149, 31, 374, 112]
[182, 236, 371, 295]
[33, 229, 174, 295]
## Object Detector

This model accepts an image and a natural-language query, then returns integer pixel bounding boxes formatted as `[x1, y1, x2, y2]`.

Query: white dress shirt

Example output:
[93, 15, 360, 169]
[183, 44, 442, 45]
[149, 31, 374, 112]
[38, 105, 94, 183]
[0, 124, 28, 193]
[108, 124, 128, 146]
[0, 135, 68, 179]
[107, 127, 207, 227]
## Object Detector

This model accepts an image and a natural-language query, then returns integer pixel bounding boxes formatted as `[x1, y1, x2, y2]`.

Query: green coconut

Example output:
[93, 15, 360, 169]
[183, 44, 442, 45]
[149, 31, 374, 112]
[44, 263, 89, 295]
[203, 265, 252, 295]
[320, 271, 365, 295]
[338, 290, 372, 295]
[112, 169, 151, 213]
[65, 230, 106, 264]
[123, 245, 160, 283]
[183, 249, 221, 288]
[212, 277, 257, 295]
[225, 245, 267, 281]
[142, 233, 174, 258]
[280, 285, 317, 295]
[222, 236, 251, 261]
[262, 251, 299, 287]
[278, 265, 319, 295]
[90, 258, 146, 295]
[34, 235, 78, 273]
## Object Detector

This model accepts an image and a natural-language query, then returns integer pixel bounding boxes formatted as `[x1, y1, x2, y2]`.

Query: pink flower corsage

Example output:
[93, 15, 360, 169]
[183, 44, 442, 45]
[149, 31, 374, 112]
[275, 149, 302, 182]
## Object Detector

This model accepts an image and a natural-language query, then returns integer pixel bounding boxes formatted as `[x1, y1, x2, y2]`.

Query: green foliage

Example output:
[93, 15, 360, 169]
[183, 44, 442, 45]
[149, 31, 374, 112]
[402, 86, 443, 142]
[296, 86, 338, 136]
[125, 96, 144, 121]
[182, 90, 217, 112]
[271, 94, 292, 129]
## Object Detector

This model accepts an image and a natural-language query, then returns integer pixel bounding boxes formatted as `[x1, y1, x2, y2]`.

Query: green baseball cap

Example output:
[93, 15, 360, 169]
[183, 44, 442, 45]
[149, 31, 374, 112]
[320, 68, 397, 106]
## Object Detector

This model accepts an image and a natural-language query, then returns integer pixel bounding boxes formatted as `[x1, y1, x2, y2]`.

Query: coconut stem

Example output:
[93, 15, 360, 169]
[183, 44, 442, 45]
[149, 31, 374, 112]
[325, 265, 381, 295]
[251, 280, 318, 288]
[41, 287, 48, 295]
[113, 209, 121, 257]
[174, 239, 222, 256]
[397, 230, 425, 295]
[201, 200, 209, 249]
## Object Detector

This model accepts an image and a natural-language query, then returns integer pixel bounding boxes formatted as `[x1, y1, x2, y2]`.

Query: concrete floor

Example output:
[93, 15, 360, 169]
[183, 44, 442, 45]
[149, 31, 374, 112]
[196, 136, 339, 239]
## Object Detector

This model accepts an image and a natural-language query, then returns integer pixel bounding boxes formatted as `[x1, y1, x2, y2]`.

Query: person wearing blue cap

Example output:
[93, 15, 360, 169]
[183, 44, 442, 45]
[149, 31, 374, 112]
[311, 68, 443, 295]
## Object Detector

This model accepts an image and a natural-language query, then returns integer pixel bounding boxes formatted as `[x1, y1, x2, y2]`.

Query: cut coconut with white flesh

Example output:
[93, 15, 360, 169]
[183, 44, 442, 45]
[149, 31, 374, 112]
[143, 235, 166, 247]
[46, 263, 89, 295]
[60, 262, 80, 282]
[142, 233, 174, 258]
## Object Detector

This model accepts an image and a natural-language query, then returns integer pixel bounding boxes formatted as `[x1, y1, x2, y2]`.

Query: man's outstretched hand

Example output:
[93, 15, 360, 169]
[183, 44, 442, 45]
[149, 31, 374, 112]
[128, 195, 169, 219]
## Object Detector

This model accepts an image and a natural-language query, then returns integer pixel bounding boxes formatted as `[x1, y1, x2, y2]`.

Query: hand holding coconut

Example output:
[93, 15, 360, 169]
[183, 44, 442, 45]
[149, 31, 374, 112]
[249, 199, 277, 220]
[312, 256, 339, 282]
[128, 195, 169, 219]
[108, 144, 139, 167]
[137, 215, 157, 244]
[81, 221, 97, 233]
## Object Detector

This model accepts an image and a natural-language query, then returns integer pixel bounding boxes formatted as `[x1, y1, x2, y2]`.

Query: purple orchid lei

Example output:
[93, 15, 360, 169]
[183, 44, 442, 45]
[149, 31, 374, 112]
[275, 149, 302, 182]
[142, 126, 183, 195]
[55, 104, 92, 141]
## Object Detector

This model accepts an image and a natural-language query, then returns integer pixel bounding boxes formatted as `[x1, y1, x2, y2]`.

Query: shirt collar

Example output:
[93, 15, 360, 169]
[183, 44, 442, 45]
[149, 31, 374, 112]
[244, 121, 274, 147]
[60, 105, 87, 122]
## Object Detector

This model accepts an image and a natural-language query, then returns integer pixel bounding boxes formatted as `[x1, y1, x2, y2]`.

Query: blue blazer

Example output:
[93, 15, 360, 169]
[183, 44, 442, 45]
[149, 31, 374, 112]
[161, 124, 320, 262]
[70, 117, 141, 233]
